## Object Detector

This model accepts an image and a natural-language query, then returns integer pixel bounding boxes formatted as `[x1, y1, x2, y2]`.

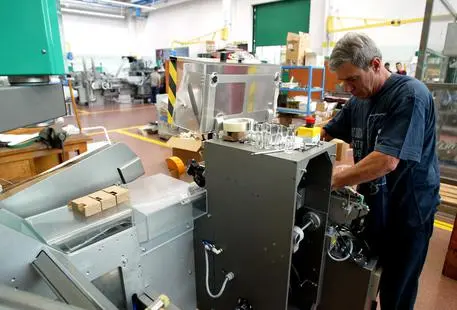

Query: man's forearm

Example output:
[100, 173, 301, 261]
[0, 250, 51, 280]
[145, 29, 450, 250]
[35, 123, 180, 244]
[332, 151, 399, 189]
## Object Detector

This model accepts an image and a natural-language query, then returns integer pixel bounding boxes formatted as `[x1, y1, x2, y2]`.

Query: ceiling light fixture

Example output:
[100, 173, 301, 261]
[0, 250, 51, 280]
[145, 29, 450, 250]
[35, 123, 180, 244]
[60, 0, 156, 11]
[61, 8, 126, 19]
[91, 0, 156, 10]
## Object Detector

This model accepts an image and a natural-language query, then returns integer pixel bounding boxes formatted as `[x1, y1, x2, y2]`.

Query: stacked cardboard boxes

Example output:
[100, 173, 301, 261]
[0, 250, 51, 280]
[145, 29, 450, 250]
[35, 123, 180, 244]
[285, 32, 312, 66]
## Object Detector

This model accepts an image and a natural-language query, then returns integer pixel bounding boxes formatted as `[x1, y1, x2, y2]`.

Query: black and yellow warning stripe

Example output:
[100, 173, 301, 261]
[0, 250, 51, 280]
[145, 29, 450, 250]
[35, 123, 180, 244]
[167, 57, 178, 123]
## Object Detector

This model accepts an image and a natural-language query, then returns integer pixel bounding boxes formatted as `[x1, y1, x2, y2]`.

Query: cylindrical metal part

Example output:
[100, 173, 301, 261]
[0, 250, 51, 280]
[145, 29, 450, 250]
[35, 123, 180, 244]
[301, 220, 312, 231]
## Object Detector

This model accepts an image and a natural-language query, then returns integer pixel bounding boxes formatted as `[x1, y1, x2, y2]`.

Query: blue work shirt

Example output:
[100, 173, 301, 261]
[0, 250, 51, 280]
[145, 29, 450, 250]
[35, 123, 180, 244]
[325, 74, 440, 241]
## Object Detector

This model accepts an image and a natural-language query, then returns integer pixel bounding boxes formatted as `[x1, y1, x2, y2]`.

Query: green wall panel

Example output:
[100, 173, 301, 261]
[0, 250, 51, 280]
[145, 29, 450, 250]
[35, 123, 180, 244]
[253, 0, 311, 50]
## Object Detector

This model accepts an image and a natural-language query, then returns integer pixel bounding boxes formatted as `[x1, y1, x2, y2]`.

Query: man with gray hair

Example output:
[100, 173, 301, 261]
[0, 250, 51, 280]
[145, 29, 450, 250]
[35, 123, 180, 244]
[322, 32, 439, 309]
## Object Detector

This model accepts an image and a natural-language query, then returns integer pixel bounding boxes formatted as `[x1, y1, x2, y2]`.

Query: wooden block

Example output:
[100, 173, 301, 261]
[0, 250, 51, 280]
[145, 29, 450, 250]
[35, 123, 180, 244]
[332, 139, 349, 162]
[103, 185, 129, 205]
[88, 190, 117, 210]
[69, 196, 102, 217]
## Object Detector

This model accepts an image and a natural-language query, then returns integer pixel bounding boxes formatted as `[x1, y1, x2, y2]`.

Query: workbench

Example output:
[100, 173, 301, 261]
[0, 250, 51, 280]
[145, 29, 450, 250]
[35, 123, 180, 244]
[0, 134, 91, 188]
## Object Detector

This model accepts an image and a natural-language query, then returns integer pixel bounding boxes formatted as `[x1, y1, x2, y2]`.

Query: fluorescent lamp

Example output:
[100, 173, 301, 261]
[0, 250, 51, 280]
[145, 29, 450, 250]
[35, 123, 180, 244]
[98, 0, 156, 10]
[60, 0, 156, 11]
[61, 8, 126, 19]
[61, 0, 118, 10]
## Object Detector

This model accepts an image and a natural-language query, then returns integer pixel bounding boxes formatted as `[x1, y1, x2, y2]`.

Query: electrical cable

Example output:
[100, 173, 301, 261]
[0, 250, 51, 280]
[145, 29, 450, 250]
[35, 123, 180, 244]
[327, 234, 353, 262]
[204, 245, 234, 299]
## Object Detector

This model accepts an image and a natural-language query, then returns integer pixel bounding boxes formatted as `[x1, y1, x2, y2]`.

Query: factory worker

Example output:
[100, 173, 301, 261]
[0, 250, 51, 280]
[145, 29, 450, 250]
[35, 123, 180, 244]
[322, 32, 439, 310]
[150, 66, 161, 104]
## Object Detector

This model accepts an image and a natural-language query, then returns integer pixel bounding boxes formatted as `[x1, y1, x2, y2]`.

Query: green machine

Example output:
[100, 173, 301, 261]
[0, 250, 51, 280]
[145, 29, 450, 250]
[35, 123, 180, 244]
[0, 0, 67, 132]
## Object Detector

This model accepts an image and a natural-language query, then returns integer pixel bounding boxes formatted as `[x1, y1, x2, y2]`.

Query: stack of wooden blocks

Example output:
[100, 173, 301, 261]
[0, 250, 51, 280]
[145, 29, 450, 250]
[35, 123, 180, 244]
[68, 185, 129, 217]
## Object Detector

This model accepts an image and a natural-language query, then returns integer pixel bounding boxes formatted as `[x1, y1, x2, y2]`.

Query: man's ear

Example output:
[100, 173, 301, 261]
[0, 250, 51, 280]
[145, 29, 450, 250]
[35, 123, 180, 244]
[371, 57, 382, 71]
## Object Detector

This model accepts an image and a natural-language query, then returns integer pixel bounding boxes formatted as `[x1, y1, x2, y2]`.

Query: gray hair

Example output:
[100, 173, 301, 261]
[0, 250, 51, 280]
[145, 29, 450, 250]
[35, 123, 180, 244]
[329, 32, 382, 71]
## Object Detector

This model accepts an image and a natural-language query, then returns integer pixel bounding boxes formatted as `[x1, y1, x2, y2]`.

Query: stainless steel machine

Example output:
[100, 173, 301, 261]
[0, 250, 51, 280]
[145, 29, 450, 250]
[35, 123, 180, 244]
[173, 58, 280, 134]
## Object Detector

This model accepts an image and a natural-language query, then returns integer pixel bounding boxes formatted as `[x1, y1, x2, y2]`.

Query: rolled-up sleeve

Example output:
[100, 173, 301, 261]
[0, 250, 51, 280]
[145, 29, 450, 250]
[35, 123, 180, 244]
[374, 94, 425, 162]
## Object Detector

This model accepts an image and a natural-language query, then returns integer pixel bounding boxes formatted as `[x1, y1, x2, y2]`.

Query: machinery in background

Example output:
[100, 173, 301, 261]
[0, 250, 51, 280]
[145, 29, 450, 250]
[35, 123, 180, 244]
[123, 56, 157, 101]
[71, 57, 124, 105]
[70, 56, 158, 105]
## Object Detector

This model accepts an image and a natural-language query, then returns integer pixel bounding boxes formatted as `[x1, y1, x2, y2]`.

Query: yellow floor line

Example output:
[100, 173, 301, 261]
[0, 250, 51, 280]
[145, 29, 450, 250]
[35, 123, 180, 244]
[434, 221, 453, 232]
[435, 219, 454, 229]
[86, 125, 144, 136]
[116, 129, 169, 148]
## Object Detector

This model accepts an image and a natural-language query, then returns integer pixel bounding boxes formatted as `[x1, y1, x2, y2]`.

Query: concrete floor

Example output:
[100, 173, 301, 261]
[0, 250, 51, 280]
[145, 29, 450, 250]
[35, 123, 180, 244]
[76, 103, 457, 310]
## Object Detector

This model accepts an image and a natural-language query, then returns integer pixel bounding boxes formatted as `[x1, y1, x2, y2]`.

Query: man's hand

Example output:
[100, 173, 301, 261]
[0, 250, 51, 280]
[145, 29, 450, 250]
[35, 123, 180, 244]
[331, 151, 399, 190]
[321, 128, 333, 142]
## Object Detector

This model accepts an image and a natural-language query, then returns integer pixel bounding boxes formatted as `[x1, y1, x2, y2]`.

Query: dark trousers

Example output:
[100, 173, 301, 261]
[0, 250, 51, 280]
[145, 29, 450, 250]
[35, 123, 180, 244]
[151, 86, 158, 104]
[378, 215, 434, 309]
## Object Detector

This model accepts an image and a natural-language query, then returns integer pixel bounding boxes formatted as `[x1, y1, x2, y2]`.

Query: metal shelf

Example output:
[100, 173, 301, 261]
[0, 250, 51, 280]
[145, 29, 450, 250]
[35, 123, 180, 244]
[280, 87, 323, 93]
[280, 65, 326, 116]
[277, 107, 313, 115]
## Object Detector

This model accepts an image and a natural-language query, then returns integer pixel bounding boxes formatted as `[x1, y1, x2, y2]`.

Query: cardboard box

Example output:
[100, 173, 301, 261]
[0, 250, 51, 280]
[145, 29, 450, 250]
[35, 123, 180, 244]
[103, 185, 130, 205]
[304, 52, 325, 67]
[278, 114, 293, 126]
[89, 190, 117, 210]
[332, 139, 349, 162]
[285, 32, 311, 66]
[167, 136, 203, 165]
[316, 102, 328, 112]
[69, 196, 102, 217]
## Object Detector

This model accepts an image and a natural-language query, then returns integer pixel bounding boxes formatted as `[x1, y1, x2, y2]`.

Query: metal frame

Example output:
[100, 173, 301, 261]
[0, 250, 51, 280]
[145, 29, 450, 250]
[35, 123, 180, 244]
[416, 0, 435, 81]
[32, 249, 117, 310]
[440, 0, 457, 20]
[416, 0, 457, 81]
